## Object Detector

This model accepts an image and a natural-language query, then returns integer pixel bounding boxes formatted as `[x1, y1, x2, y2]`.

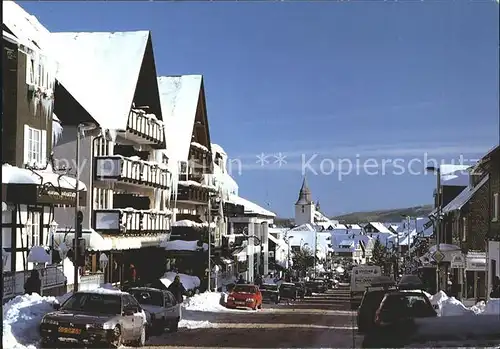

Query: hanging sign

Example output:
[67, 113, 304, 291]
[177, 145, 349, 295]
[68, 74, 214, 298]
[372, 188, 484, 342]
[450, 253, 465, 269]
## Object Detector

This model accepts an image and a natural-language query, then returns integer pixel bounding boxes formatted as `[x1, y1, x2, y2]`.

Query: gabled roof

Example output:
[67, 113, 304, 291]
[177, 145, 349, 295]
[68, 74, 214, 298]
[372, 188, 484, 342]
[3, 1, 50, 49]
[46, 31, 152, 130]
[158, 75, 203, 163]
[442, 174, 489, 214]
[367, 222, 392, 234]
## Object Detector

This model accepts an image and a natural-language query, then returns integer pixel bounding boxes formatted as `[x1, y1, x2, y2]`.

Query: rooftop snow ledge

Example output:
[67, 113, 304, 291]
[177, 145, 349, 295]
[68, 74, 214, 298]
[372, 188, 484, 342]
[191, 141, 209, 152]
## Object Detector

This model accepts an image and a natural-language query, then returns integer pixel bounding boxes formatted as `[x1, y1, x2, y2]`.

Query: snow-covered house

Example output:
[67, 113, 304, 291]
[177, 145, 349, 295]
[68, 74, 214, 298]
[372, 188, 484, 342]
[2, 5, 87, 298]
[44, 30, 172, 286]
[156, 75, 216, 287]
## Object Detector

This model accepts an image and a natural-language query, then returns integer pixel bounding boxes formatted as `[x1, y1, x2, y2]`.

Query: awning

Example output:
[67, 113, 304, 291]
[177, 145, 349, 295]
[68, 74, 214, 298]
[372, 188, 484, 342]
[268, 233, 288, 249]
[442, 175, 489, 214]
[53, 229, 170, 251]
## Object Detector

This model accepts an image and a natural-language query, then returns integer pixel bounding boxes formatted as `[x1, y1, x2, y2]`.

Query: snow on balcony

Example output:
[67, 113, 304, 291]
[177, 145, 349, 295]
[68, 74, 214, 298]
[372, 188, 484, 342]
[126, 109, 165, 145]
[161, 239, 208, 251]
[190, 141, 209, 153]
[93, 208, 171, 233]
[94, 155, 169, 188]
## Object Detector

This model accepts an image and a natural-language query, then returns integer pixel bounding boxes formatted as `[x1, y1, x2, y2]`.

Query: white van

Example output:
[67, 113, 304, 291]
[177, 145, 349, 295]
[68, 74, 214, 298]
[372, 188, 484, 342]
[350, 265, 382, 309]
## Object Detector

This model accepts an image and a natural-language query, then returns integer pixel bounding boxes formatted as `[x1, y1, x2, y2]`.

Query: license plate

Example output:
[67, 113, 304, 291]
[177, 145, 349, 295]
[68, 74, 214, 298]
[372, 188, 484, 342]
[58, 327, 81, 334]
[235, 301, 245, 305]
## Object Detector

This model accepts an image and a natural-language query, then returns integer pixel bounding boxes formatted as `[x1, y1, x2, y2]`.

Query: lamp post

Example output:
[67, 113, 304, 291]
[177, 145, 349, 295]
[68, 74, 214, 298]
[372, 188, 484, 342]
[75, 123, 98, 292]
[426, 165, 442, 292]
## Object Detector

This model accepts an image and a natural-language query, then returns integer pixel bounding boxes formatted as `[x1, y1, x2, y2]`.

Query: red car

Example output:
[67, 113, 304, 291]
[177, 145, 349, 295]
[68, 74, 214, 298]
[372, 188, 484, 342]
[226, 284, 263, 310]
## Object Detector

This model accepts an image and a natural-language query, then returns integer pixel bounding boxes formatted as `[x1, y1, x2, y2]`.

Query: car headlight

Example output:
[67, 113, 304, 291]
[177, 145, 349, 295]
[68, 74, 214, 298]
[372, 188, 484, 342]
[41, 318, 58, 325]
[246, 298, 255, 302]
[86, 323, 103, 330]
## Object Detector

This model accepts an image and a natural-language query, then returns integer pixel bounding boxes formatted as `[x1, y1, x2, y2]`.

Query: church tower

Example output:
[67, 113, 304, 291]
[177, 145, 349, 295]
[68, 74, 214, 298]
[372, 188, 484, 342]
[294, 176, 316, 226]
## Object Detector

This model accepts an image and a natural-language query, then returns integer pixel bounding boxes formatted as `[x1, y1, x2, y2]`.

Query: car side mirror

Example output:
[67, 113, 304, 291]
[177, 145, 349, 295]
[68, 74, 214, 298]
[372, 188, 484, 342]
[53, 303, 61, 310]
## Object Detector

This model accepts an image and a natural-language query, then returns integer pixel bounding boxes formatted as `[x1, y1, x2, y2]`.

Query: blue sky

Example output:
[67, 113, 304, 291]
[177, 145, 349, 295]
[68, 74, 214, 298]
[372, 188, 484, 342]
[22, 1, 499, 217]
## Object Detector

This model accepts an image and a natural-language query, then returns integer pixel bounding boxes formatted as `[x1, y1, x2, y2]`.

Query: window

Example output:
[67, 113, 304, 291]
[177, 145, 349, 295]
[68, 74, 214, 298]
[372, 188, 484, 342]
[494, 193, 499, 222]
[26, 56, 36, 85]
[27, 211, 41, 247]
[301, 205, 305, 213]
[23, 125, 46, 167]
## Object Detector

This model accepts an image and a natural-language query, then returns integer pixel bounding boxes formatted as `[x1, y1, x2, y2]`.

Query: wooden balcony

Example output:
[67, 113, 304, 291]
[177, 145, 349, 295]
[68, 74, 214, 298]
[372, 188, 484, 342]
[189, 142, 212, 173]
[94, 155, 169, 189]
[93, 208, 171, 234]
[174, 181, 210, 204]
[126, 109, 165, 146]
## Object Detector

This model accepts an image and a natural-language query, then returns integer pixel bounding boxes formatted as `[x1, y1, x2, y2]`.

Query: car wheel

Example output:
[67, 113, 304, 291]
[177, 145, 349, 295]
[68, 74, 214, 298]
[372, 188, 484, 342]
[133, 326, 146, 347]
[109, 326, 122, 348]
[170, 317, 179, 332]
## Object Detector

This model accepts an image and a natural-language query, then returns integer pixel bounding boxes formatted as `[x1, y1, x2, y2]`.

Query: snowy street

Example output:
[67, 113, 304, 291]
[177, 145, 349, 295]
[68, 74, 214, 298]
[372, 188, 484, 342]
[145, 287, 363, 348]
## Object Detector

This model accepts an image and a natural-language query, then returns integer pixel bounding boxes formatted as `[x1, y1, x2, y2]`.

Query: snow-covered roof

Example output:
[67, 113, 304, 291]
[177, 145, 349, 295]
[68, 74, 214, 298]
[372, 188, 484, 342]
[46, 31, 151, 130]
[3, 1, 51, 50]
[268, 233, 288, 249]
[2, 164, 86, 190]
[290, 223, 316, 232]
[161, 240, 208, 251]
[367, 222, 392, 234]
[440, 164, 471, 186]
[442, 174, 489, 214]
[157, 75, 202, 165]
[228, 195, 276, 218]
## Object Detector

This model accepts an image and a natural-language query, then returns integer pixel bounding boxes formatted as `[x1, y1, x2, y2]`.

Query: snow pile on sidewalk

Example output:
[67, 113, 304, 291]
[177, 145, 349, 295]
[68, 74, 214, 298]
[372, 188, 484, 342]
[3, 293, 58, 349]
[161, 272, 201, 291]
[183, 291, 229, 312]
[428, 291, 500, 316]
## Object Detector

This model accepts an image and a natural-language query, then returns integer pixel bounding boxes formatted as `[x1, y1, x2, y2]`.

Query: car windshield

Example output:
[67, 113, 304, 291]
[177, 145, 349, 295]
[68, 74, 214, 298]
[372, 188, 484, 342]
[130, 290, 163, 306]
[233, 285, 256, 293]
[61, 293, 122, 314]
[260, 284, 278, 291]
[381, 293, 435, 319]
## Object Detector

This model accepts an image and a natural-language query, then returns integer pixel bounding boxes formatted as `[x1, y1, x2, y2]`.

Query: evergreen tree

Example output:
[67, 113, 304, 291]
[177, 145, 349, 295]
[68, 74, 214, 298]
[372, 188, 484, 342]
[371, 237, 388, 268]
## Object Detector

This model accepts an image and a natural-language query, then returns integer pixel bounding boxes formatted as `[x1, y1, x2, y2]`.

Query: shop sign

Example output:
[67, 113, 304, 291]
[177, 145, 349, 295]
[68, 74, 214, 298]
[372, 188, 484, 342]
[37, 187, 78, 205]
[466, 258, 486, 271]
[451, 253, 465, 269]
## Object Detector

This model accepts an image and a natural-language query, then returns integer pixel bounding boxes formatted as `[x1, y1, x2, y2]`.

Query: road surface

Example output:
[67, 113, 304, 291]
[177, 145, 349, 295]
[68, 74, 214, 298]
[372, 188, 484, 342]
[146, 287, 363, 348]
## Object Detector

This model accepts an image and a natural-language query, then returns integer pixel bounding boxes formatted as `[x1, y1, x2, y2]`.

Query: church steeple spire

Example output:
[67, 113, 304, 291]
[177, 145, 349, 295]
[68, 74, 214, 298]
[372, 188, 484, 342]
[295, 176, 313, 205]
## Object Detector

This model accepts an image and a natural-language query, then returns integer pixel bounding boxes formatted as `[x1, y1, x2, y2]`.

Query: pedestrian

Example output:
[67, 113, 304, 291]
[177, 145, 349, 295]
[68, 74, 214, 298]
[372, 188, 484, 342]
[236, 275, 246, 284]
[129, 264, 137, 283]
[24, 269, 41, 295]
[168, 275, 187, 303]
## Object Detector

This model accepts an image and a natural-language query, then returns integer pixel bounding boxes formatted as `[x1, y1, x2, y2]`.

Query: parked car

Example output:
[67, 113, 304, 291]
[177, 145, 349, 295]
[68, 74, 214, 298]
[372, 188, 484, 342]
[305, 279, 327, 295]
[128, 287, 181, 335]
[260, 283, 281, 303]
[39, 290, 147, 348]
[357, 284, 397, 333]
[362, 290, 437, 348]
[279, 282, 298, 301]
[226, 284, 263, 310]
[294, 282, 306, 299]
[363, 314, 500, 348]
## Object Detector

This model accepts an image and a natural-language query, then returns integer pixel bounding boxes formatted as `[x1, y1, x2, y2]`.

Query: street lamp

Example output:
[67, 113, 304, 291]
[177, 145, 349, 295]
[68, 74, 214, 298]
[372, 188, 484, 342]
[426, 165, 442, 291]
[49, 220, 58, 261]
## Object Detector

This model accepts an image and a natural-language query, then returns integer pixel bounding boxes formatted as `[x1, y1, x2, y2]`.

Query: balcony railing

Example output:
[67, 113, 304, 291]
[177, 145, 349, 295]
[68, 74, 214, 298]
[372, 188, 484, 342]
[94, 155, 169, 189]
[126, 109, 165, 145]
[94, 208, 171, 233]
[174, 181, 210, 203]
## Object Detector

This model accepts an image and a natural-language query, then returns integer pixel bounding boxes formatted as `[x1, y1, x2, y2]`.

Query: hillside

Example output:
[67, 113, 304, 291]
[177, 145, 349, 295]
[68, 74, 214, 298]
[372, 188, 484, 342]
[332, 205, 433, 223]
